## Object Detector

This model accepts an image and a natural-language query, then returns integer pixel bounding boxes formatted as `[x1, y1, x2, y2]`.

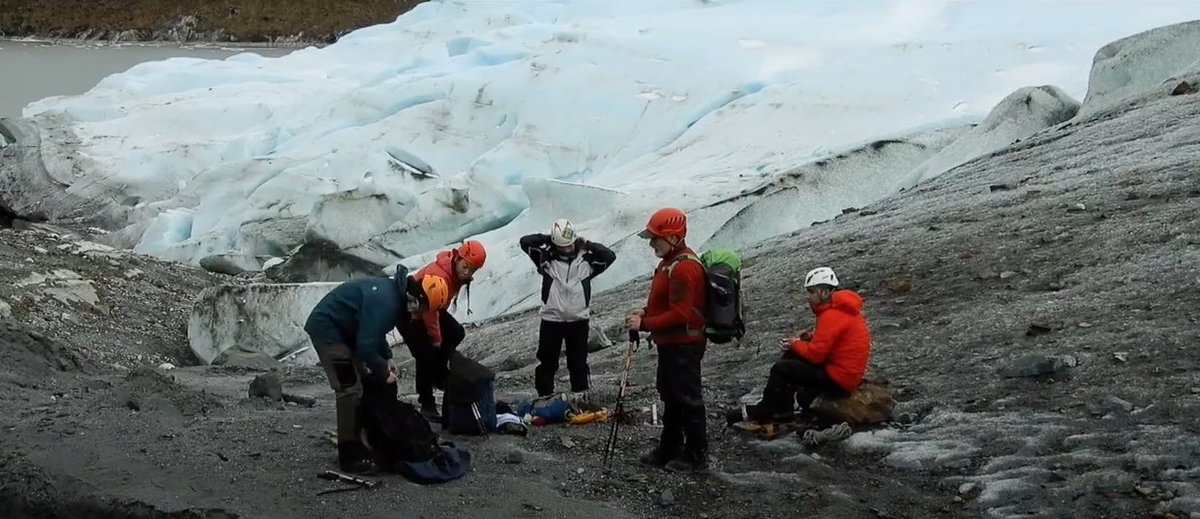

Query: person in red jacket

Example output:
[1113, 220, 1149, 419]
[728, 266, 873, 426]
[625, 207, 709, 472]
[395, 239, 487, 421]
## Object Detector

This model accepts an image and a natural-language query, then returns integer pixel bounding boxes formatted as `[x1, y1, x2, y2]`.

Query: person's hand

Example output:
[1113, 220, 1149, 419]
[386, 359, 398, 384]
[632, 309, 646, 317]
[625, 314, 642, 331]
[798, 329, 813, 342]
[432, 341, 442, 349]
[778, 337, 792, 351]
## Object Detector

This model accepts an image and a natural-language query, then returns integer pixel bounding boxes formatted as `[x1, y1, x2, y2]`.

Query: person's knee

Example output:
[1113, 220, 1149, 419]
[336, 382, 363, 401]
[772, 357, 798, 373]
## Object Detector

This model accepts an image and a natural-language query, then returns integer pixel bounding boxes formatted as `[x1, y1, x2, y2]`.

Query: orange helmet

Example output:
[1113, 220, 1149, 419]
[420, 275, 451, 311]
[456, 239, 487, 269]
[637, 208, 687, 239]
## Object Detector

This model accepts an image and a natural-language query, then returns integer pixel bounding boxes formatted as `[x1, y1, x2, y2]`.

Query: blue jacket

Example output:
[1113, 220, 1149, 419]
[304, 266, 412, 377]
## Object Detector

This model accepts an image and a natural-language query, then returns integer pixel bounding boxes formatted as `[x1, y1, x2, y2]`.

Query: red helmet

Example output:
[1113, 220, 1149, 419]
[456, 239, 487, 269]
[638, 208, 687, 239]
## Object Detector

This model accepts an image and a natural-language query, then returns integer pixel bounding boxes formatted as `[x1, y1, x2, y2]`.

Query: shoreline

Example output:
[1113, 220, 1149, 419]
[1, 36, 312, 50]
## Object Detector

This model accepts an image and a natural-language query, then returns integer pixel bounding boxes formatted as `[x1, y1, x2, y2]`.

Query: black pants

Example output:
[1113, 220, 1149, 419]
[396, 311, 465, 408]
[535, 319, 590, 396]
[753, 352, 846, 421]
[656, 344, 707, 456]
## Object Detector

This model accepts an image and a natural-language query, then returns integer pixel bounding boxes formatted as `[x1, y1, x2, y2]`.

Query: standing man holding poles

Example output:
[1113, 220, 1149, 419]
[625, 208, 709, 473]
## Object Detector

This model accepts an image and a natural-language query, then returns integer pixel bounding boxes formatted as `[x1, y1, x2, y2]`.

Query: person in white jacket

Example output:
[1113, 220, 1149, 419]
[519, 219, 617, 397]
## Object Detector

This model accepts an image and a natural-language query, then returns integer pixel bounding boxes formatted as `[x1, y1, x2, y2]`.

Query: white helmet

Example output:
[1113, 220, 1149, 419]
[804, 267, 839, 288]
[550, 218, 577, 247]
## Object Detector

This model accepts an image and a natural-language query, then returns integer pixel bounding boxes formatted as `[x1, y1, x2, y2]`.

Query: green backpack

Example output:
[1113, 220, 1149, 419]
[669, 248, 745, 344]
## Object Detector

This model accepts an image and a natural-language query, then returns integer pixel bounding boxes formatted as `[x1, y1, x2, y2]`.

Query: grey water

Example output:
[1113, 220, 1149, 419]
[0, 39, 294, 119]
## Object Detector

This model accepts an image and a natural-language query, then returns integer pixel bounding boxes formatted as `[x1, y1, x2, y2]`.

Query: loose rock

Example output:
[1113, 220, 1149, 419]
[248, 373, 283, 401]
[1102, 396, 1134, 414]
[1001, 354, 1077, 378]
[1170, 81, 1197, 96]
[659, 489, 675, 507]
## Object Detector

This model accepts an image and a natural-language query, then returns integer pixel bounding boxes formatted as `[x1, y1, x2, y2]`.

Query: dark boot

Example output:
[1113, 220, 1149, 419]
[337, 442, 378, 475]
[665, 450, 709, 473]
[727, 404, 793, 426]
[638, 446, 678, 467]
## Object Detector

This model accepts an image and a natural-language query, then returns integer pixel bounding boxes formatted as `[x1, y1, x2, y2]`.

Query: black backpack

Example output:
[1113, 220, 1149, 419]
[359, 381, 439, 470]
[441, 353, 497, 435]
[669, 249, 745, 344]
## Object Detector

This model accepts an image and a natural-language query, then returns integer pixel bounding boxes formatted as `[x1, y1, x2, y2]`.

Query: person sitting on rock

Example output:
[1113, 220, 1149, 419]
[395, 239, 487, 421]
[304, 265, 451, 475]
[728, 267, 872, 428]
[519, 218, 617, 399]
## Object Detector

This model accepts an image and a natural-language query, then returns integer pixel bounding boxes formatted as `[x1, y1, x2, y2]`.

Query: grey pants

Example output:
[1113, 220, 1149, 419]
[313, 340, 365, 444]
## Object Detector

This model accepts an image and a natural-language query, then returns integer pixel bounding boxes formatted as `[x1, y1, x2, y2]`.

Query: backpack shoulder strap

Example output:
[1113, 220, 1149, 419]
[666, 253, 702, 276]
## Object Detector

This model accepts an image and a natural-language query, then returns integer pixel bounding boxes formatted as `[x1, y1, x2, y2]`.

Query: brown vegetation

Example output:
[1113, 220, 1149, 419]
[0, 0, 425, 43]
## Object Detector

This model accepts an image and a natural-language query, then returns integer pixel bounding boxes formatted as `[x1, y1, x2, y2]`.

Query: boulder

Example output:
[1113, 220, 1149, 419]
[187, 282, 339, 366]
[248, 373, 284, 401]
[264, 238, 385, 283]
[236, 217, 307, 258]
[211, 347, 283, 371]
[199, 253, 271, 276]
[810, 380, 896, 426]
[587, 321, 613, 352]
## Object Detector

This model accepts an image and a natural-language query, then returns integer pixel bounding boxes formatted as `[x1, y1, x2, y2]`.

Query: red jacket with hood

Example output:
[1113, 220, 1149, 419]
[641, 247, 707, 346]
[789, 290, 872, 392]
[412, 250, 467, 345]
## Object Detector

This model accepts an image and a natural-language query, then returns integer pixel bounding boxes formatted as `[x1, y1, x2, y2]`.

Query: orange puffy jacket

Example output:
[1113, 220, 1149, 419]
[412, 250, 467, 344]
[789, 290, 872, 392]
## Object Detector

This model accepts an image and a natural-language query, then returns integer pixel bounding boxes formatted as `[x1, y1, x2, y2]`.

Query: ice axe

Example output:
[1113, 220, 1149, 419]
[316, 470, 381, 495]
[603, 329, 639, 471]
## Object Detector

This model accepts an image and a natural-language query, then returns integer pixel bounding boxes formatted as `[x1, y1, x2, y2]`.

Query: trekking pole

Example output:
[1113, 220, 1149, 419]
[603, 329, 639, 471]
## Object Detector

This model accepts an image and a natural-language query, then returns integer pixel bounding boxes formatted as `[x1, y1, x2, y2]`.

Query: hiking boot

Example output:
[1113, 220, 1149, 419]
[420, 404, 441, 422]
[337, 442, 378, 475]
[638, 447, 678, 467]
[726, 405, 793, 426]
[665, 451, 709, 473]
[725, 407, 748, 426]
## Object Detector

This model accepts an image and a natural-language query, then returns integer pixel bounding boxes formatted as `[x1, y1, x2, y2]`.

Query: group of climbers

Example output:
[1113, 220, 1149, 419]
[303, 240, 483, 474]
[303, 206, 874, 476]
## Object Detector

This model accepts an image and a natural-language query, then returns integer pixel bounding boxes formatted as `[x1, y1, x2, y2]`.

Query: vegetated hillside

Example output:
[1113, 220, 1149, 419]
[0, 0, 424, 43]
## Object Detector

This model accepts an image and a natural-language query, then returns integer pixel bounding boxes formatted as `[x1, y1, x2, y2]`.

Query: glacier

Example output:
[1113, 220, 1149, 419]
[12, 0, 1200, 323]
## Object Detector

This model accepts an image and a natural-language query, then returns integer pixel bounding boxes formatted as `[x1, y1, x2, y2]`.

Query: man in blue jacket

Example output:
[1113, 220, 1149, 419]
[304, 265, 450, 474]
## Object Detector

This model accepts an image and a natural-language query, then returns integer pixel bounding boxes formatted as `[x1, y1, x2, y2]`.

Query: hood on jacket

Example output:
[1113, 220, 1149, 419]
[393, 263, 411, 299]
[814, 289, 863, 315]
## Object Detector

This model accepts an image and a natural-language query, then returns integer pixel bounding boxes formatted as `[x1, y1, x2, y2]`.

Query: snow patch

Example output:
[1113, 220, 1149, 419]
[897, 85, 1079, 189]
[1079, 20, 1200, 117]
